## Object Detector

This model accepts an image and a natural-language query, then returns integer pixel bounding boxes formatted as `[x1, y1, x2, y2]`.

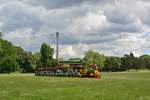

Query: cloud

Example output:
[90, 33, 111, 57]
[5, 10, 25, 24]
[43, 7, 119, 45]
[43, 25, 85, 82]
[105, 9, 135, 24]
[22, 0, 114, 10]
[22, 0, 86, 9]
[0, 0, 149, 58]
[0, 1, 43, 33]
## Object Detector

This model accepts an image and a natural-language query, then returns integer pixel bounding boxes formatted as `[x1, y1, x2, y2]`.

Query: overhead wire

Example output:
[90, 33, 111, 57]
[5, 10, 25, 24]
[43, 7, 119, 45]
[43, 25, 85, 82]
[4, 31, 146, 52]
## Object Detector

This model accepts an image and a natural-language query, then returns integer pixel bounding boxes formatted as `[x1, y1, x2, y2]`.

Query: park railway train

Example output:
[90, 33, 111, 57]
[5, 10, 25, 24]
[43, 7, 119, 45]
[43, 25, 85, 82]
[35, 60, 101, 78]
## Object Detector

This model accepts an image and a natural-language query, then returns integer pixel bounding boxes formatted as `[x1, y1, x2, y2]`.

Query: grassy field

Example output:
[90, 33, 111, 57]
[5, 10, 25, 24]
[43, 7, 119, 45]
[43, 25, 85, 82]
[0, 72, 150, 100]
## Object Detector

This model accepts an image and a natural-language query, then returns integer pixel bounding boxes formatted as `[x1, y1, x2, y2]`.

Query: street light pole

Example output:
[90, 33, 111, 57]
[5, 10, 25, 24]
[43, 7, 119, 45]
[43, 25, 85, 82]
[56, 32, 59, 65]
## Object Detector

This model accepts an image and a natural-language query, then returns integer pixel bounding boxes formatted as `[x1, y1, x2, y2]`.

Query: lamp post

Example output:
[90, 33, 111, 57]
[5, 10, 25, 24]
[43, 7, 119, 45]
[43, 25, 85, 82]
[56, 32, 59, 65]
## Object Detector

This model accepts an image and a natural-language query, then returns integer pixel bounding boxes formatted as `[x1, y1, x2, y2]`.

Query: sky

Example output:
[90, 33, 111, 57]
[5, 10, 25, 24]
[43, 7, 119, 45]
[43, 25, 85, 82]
[0, 0, 150, 58]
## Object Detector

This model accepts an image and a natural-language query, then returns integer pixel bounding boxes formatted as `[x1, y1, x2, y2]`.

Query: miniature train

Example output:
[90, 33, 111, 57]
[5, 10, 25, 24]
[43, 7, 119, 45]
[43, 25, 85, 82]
[35, 60, 101, 78]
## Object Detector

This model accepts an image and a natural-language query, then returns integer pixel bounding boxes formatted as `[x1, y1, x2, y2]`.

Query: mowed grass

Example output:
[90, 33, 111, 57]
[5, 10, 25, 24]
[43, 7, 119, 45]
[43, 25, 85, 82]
[0, 72, 150, 100]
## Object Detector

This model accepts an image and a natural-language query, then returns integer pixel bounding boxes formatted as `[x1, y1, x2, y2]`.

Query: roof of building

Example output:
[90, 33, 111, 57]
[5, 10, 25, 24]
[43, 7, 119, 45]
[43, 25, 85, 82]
[59, 60, 82, 64]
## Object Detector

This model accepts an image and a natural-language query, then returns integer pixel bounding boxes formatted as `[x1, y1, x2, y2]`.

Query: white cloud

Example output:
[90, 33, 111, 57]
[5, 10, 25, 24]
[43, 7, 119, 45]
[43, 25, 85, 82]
[66, 11, 106, 33]
[0, 0, 149, 58]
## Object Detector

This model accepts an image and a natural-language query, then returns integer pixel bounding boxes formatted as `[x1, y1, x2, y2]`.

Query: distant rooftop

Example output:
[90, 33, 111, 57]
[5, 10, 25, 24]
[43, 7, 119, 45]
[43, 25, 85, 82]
[59, 60, 82, 64]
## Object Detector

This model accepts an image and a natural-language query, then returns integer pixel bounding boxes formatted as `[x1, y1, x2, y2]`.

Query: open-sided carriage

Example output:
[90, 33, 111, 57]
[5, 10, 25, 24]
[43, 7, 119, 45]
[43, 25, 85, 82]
[35, 66, 83, 77]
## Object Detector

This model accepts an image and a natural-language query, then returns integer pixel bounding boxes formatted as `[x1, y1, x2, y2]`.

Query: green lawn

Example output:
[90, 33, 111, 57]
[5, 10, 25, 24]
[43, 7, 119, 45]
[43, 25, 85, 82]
[0, 72, 150, 100]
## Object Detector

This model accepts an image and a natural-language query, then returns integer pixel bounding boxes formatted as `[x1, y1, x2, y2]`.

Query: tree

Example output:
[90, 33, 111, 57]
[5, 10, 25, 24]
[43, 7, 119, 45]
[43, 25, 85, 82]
[1, 40, 18, 58]
[0, 56, 19, 73]
[40, 43, 54, 67]
[139, 55, 150, 69]
[0, 35, 25, 73]
[121, 54, 131, 71]
[18, 52, 36, 73]
[51, 59, 58, 67]
[104, 57, 121, 71]
[121, 52, 139, 71]
[33, 52, 42, 67]
[0, 39, 2, 59]
[15, 46, 24, 55]
[0, 32, 2, 39]
[83, 50, 105, 69]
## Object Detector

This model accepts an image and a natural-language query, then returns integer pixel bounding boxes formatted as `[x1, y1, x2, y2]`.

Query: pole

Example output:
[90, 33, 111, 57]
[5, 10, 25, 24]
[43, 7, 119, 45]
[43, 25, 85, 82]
[56, 32, 59, 65]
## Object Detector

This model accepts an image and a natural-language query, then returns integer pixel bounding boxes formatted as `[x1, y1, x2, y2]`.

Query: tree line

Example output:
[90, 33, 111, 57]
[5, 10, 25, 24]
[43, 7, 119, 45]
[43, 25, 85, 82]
[0, 32, 56, 73]
[83, 50, 150, 72]
[0, 32, 150, 73]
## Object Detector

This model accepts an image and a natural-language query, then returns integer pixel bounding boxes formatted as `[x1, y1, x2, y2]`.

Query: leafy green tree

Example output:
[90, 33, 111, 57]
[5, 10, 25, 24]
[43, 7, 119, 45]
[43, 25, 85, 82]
[104, 57, 121, 71]
[40, 43, 54, 67]
[0, 32, 2, 39]
[18, 52, 36, 73]
[0, 34, 24, 73]
[0, 40, 2, 58]
[51, 59, 58, 67]
[139, 55, 150, 69]
[121, 52, 140, 71]
[0, 56, 19, 73]
[1, 40, 18, 58]
[15, 46, 24, 55]
[83, 50, 105, 69]
[121, 54, 132, 71]
[33, 52, 42, 67]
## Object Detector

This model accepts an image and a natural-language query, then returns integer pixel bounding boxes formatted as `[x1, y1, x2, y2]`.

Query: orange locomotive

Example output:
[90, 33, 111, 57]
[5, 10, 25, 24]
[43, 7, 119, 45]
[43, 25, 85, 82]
[80, 64, 101, 78]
